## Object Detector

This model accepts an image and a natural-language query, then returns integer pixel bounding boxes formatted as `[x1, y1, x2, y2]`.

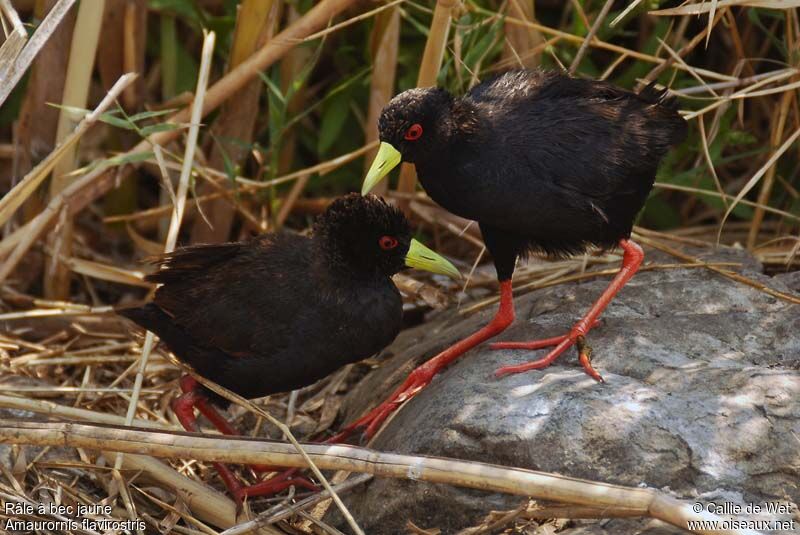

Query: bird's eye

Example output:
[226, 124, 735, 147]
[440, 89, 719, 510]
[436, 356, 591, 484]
[379, 236, 399, 250]
[404, 123, 423, 141]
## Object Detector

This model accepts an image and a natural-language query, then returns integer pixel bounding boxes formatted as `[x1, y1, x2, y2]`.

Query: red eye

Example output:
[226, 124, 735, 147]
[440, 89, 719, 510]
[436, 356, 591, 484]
[404, 123, 423, 141]
[379, 236, 399, 250]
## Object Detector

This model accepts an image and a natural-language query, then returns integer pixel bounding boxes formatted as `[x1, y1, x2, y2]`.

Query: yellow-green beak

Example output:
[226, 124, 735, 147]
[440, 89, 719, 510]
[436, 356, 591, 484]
[404, 238, 461, 279]
[362, 142, 402, 195]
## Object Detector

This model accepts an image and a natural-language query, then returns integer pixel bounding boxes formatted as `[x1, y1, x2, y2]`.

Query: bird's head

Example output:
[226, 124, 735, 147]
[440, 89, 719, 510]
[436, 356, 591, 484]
[313, 193, 460, 280]
[362, 87, 453, 194]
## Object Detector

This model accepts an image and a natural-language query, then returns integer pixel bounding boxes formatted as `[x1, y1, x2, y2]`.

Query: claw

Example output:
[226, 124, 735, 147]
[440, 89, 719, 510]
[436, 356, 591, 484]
[576, 335, 604, 383]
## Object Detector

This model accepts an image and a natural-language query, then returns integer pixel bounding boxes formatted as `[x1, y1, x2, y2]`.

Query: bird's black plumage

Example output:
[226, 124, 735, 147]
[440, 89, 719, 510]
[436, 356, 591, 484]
[120, 194, 416, 405]
[335, 69, 689, 441]
[376, 69, 687, 279]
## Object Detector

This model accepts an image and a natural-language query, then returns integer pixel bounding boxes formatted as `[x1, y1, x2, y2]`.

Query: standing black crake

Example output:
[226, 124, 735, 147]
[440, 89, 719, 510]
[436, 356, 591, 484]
[337, 68, 687, 441]
[120, 193, 459, 501]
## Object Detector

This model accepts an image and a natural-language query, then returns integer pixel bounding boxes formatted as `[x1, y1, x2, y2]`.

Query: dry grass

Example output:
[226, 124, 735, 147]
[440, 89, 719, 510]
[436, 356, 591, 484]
[1, 1, 799, 534]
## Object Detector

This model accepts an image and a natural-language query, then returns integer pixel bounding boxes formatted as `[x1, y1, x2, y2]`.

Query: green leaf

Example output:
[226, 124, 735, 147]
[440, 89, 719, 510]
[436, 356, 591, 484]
[98, 113, 137, 130]
[90, 151, 155, 170]
[148, 0, 204, 27]
[139, 122, 182, 136]
[127, 108, 178, 122]
[318, 89, 351, 156]
[175, 38, 199, 94]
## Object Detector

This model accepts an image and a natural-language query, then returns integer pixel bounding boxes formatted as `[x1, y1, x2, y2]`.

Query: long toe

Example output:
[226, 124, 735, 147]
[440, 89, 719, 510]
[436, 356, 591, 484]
[238, 470, 320, 499]
[494, 338, 574, 378]
[490, 334, 568, 351]
[490, 321, 603, 352]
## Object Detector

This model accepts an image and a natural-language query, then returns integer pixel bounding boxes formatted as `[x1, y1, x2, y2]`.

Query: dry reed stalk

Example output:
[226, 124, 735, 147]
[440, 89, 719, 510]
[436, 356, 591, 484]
[0, 73, 137, 231]
[100, 142, 378, 228]
[274, 5, 313, 222]
[503, 0, 543, 69]
[409, 201, 485, 248]
[121, 0, 146, 109]
[221, 474, 373, 535]
[633, 234, 800, 305]
[43, 0, 105, 299]
[44, 0, 106, 300]
[747, 87, 793, 248]
[56, 256, 151, 288]
[458, 261, 740, 315]
[494, 10, 734, 82]
[0, 0, 360, 281]
[653, 182, 800, 223]
[569, 0, 613, 74]
[0, 0, 28, 83]
[182, 369, 365, 535]
[0, 395, 241, 528]
[0, 0, 76, 106]
[275, 174, 310, 226]
[650, 1, 800, 17]
[363, 3, 400, 196]
[641, 6, 726, 86]
[114, 31, 217, 485]
[718, 126, 800, 241]
[396, 0, 457, 208]
[0, 419, 762, 535]
[15, 0, 76, 225]
[392, 272, 449, 309]
[190, 0, 277, 243]
[609, 0, 643, 27]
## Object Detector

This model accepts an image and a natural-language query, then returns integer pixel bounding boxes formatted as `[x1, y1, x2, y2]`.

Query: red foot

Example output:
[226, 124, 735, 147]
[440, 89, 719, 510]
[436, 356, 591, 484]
[173, 376, 319, 501]
[231, 468, 320, 502]
[491, 239, 644, 384]
[493, 329, 604, 382]
[329, 280, 516, 444]
[327, 364, 437, 444]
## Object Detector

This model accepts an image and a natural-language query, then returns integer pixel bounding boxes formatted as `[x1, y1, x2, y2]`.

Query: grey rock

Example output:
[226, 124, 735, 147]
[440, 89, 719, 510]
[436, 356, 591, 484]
[330, 248, 800, 534]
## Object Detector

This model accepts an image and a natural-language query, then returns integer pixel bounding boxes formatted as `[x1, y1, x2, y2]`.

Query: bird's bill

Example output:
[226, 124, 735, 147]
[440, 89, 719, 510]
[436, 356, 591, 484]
[362, 142, 401, 194]
[404, 239, 461, 279]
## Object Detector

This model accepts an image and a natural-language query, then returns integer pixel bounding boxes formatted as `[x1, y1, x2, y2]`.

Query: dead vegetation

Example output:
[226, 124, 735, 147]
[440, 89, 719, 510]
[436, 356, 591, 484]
[1, 0, 799, 533]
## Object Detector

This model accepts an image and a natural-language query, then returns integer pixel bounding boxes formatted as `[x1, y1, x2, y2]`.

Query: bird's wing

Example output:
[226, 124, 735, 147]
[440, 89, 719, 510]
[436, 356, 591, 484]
[146, 242, 245, 284]
[466, 70, 684, 202]
[150, 234, 314, 359]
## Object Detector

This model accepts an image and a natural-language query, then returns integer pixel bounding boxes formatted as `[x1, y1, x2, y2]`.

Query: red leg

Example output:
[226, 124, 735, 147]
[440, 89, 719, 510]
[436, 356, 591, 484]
[172, 389, 246, 498]
[179, 376, 240, 435]
[173, 377, 320, 500]
[492, 239, 644, 382]
[329, 280, 516, 444]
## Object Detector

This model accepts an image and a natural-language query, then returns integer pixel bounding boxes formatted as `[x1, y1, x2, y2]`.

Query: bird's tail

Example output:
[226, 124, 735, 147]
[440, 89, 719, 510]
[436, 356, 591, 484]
[117, 303, 167, 333]
[638, 81, 678, 109]
[638, 81, 687, 146]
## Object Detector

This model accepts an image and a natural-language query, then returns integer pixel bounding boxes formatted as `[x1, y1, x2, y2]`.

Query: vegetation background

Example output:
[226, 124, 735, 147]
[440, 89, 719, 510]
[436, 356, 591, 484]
[0, 0, 798, 533]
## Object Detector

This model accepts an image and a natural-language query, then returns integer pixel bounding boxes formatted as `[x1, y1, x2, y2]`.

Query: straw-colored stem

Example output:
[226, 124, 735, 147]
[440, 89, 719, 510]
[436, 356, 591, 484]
[190, 0, 276, 243]
[493, 10, 734, 82]
[0, 395, 238, 528]
[0, 0, 359, 283]
[0, 419, 761, 535]
[634, 234, 800, 306]
[747, 86, 793, 249]
[0, 0, 76, 107]
[0, 73, 136, 229]
[0, 0, 27, 79]
[503, 0, 543, 69]
[363, 3, 400, 196]
[45, 0, 106, 300]
[114, 31, 217, 480]
[0, 74, 137, 284]
[569, 0, 613, 74]
[396, 0, 457, 207]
